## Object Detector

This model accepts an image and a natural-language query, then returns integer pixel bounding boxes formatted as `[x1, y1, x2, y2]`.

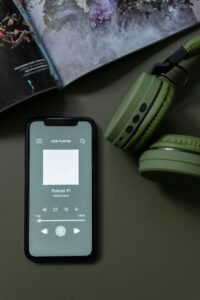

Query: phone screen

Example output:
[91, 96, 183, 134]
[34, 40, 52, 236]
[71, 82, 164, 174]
[26, 119, 94, 258]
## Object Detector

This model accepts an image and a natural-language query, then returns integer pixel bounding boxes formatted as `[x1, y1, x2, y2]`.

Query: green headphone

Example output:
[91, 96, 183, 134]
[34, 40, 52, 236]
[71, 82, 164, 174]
[105, 36, 200, 187]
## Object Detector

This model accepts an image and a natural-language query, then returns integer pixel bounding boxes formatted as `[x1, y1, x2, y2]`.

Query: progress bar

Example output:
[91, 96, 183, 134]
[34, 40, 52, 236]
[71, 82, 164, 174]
[37, 219, 86, 223]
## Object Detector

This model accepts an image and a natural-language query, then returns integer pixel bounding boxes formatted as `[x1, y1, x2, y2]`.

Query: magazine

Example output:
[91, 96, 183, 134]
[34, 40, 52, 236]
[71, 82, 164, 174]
[0, 0, 200, 113]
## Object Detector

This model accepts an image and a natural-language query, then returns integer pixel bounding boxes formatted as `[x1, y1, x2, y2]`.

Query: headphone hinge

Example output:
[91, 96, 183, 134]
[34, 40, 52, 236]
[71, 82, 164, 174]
[148, 47, 188, 76]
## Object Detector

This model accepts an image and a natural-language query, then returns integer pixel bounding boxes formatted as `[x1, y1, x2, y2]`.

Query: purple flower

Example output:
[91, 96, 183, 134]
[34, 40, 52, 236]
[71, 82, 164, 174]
[90, 0, 116, 27]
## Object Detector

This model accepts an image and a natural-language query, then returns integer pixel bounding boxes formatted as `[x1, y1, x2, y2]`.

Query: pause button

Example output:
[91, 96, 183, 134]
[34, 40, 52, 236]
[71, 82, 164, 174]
[55, 226, 66, 237]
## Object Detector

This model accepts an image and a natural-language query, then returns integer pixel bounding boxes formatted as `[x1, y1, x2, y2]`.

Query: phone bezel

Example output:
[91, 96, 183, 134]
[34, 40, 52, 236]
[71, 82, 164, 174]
[24, 117, 97, 262]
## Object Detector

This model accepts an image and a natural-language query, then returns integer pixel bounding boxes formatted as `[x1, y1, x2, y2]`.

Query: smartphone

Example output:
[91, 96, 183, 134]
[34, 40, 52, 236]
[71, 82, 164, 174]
[25, 118, 96, 260]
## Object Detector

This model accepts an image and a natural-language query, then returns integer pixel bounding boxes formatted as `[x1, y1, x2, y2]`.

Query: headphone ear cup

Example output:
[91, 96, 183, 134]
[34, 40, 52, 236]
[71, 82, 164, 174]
[139, 134, 200, 188]
[125, 80, 174, 153]
[105, 72, 164, 148]
[151, 134, 200, 153]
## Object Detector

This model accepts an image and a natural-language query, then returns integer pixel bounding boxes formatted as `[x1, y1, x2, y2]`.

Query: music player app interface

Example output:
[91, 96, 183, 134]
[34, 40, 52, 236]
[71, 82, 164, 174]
[28, 121, 92, 257]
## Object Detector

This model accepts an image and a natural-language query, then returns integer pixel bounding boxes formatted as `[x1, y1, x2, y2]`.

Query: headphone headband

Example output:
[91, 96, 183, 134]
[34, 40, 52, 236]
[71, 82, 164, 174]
[184, 35, 200, 59]
[149, 35, 200, 76]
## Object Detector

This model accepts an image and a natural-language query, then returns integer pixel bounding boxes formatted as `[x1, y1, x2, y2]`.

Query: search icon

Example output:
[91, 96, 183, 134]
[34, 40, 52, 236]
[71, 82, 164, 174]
[80, 138, 86, 144]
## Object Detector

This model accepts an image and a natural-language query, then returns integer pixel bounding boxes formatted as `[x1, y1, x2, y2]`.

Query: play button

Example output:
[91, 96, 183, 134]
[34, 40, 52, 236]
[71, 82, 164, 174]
[73, 228, 80, 234]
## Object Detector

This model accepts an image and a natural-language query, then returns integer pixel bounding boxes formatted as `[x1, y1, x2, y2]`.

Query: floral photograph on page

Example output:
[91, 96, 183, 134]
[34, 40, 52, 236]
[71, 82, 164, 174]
[17, 0, 200, 85]
[0, 0, 57, 112]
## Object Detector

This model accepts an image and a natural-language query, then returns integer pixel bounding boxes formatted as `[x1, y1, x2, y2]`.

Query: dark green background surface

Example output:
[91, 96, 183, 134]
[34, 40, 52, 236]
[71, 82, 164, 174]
[0, 27, 200, 300]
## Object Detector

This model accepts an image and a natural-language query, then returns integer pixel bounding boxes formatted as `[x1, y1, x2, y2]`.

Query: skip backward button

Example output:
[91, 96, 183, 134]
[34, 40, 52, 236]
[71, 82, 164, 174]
[41, 228, 48, 235]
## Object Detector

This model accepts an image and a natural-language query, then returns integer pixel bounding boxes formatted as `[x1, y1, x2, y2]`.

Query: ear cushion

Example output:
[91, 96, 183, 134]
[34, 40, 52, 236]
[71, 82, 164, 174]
[139, 147, 200, 188]
[124, 81, 174, 153]
[105, 72, 163, 148]
[149, 134, 200, 154]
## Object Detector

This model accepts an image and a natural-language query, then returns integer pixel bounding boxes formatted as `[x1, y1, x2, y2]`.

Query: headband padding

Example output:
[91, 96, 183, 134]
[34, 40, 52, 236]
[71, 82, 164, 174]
[125, 82, 174, 153]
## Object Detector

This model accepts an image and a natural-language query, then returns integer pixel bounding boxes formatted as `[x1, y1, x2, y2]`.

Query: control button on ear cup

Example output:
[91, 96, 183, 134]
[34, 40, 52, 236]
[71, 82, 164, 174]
[133, 115, 140, 123]
[140, 103, 147, 112]
[124, 80, 174, 153]
[126, 125, 133, 134]
[105, 72, 163, 148]
[139, 148, 200, 188]
[150, 134, 200, 154]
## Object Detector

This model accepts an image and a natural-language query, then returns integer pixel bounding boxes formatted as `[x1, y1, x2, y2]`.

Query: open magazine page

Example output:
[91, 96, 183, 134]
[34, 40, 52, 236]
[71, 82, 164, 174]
[21, 1, 200, 87]
[0, 0, 59, 113]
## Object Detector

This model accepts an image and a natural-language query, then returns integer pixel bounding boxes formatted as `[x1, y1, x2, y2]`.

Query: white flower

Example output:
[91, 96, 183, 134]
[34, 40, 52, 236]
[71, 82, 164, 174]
[75, 0, 90, 13]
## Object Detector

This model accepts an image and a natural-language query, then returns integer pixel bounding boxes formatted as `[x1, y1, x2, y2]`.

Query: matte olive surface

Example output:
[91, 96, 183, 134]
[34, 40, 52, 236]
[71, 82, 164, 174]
[0, 28, 200, 300]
